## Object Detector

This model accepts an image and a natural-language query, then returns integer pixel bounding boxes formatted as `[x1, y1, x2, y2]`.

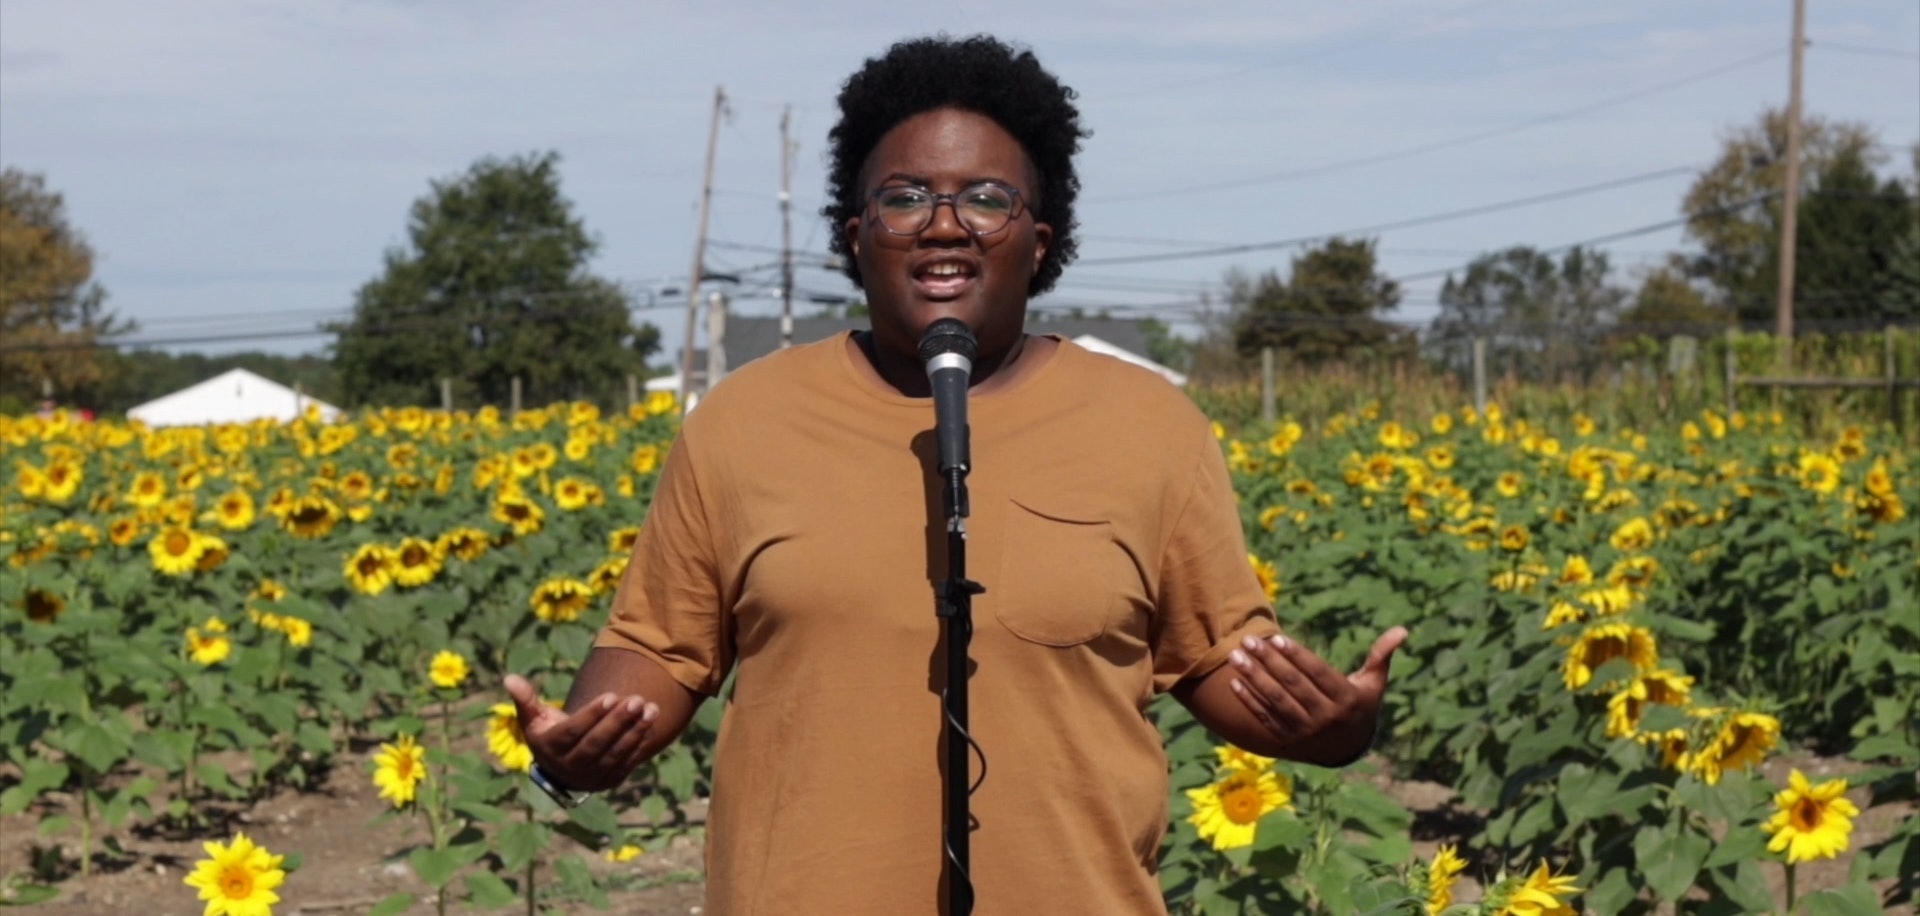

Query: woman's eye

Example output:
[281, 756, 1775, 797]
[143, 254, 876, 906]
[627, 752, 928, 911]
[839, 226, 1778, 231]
[880, 189, 929, 209]
[963, 191, 1011, 212]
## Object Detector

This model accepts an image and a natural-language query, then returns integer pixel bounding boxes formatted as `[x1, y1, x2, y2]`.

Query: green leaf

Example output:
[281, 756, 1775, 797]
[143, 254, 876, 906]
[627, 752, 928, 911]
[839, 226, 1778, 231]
[464, 871, 520, 908]
[408, 841, 486, 889]
[1584, 866, 1637, 916]
[1633, 819, 1709, 903]
[0, 883, 61, 905]
[497, 820, 549, 874]
[1799, 881, 1886, 916]
[1702, 824, 1768, 869]
[1704, 860, 1775, 913]
[366, 892, 416, 916]
[68, 720, 131, 773]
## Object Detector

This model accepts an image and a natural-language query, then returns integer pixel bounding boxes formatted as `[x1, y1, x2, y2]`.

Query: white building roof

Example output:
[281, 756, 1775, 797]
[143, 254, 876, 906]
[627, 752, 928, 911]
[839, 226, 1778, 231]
[126, 368, 344, 427]
[1071, 334, 1188, 387]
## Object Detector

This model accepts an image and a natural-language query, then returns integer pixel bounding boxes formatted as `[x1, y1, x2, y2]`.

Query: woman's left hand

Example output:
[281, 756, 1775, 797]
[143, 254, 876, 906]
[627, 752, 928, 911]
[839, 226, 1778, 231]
[1225, 627, 1408, 767]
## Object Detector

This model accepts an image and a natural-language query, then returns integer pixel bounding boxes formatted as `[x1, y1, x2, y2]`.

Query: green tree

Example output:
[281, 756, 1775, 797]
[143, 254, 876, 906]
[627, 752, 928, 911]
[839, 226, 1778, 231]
[1230, 237, 1405, 364]
[1428, 246, 1627, 381]
[1619, 257, 1730, 335]
[0, 169, 133, 409]
[1879, 222, 1920, 322]
[1679, 109, 1910, 325]
[330, 152, 659, 408]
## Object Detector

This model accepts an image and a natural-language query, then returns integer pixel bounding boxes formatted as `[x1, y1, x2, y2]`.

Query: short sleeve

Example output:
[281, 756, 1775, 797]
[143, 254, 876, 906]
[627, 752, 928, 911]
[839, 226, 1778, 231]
[1149, 427, 1281, 694]
[594, 431, 733, 696]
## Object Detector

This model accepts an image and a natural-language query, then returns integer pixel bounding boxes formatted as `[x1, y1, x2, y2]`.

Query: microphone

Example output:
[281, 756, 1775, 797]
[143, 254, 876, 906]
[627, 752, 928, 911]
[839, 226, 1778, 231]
[918, 318, 977, 518]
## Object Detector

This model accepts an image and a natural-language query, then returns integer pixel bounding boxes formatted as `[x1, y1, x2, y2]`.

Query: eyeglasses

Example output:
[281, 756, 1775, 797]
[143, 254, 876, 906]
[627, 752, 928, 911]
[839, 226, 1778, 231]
[866, 181, 1028, 237]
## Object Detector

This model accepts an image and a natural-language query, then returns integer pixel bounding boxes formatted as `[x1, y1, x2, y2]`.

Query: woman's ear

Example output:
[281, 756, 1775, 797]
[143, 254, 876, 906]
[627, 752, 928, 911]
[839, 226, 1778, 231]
[844, 217, 862, 259]
[1031, 222, 1053, 273]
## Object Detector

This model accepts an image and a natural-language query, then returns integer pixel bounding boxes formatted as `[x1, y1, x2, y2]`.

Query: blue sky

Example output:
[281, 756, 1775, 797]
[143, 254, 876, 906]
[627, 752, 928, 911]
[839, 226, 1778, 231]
[2, 0, 1915, 360]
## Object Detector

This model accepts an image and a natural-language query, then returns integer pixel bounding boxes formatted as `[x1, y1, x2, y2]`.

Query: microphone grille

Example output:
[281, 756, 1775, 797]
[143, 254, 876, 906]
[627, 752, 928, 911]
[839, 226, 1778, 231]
[917, 318, 978, 363]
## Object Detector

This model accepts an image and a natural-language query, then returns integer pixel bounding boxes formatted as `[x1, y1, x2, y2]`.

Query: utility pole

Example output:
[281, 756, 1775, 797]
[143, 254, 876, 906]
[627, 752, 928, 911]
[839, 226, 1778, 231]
[779, 106, 797, 350]
[1774, 0, 1807, 365]
[680, 86, 726, 411]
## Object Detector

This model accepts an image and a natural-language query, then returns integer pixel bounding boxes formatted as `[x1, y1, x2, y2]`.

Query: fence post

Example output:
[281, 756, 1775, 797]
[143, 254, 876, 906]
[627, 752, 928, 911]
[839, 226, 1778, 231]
[510, 376, 522, 417]
[1260, 347, 1275, 424]
[1472, 337, 1487, 416]
[1724, 328, 1738, 421]
[1889, 325, 1901, 436]
[627, 374, 639, 412]
[440, 378, 453, 412]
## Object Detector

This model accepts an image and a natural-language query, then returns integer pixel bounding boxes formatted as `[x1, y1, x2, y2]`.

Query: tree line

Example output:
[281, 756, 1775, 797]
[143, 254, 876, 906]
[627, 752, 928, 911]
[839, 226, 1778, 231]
[2, 107, 1915, 412]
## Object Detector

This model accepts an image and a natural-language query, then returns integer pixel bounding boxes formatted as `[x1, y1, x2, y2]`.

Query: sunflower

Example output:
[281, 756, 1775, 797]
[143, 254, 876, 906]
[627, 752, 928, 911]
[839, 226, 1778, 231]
[492, 488, 545, 537]
[1212, 744, 1276, 775]
[371, 733, 427, 808]
[186, 618, 232, 666]
[40, 461, 82, 504]
[564, 437, 594, 463]
[337, 471, 375, 503]
[1247, 554, 1281, 602]
[1607, 517, 1654, 553]
[589, 555, 630, 595]
[604, 844, 644, 863]
[1606, 556, 1659, 591]
[343, 543, 397, 596]
[608, 526, 643, 555]
[390, 537, 442, 589]
[1186, 767, 1292, 850]
[645, 390, 677, 416]
[1499, 525, 1530, 552]
[1496, 471, 1524, 498]
[1542, 600, 1584, 630]
[108, 516, 142, 547]
[435, 527, 491, 562]
[1798, 453, 1841, 495]
[1604, 669, 1694, 738]
[1685, 711, 1780, 785]
[1562, 623, 1658, 691]
[630, 444, 662, 475]
[530, 577, 594, 623]
[1431, 413, 1455, 435]
[1425, 844, 1468, 916]
[1762, 769, 1858, 863]
[280, 495, 342, 539]
[127, 471, 168, 507]
[21, 588, 66, 623]
[150, 526, 208, 576]
[194, 533, 231, 574]
[253, 579, 288, 603]
[1424, 445, 1456, 470]
[553, 477, 604, 512]
[1864, 458, 1894, 497]
[1488, 861, 1579, 916]
[182, 831, 287, 916]
[1857, 491, 1907, 525]
[488, 702, 534, 772]
[428, 650, 469, 689]
[212, 490, 256, 531]
[1558, 555, 1594, 586]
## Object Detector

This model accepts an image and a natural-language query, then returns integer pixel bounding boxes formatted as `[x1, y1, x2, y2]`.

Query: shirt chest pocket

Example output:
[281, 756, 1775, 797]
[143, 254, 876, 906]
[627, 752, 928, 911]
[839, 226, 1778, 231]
[988, 498, 1145, 647]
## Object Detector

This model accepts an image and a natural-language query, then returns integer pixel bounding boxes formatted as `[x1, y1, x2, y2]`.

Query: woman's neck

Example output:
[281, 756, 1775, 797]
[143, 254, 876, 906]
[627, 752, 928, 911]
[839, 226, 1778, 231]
[851, 331, 1044, 398]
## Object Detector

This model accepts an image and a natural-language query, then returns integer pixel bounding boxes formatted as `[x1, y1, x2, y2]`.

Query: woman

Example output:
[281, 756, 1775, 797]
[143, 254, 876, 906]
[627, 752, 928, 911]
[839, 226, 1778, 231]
[506, 34, 1406, 914]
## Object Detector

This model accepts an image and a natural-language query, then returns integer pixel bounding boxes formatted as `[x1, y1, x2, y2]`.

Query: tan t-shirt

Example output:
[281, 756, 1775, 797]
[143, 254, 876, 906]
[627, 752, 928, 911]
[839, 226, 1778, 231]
[597, 333, 1278, 914]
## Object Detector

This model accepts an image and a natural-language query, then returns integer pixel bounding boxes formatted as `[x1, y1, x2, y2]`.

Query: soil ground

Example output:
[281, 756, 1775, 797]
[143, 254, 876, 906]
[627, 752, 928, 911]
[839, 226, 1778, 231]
[0, 749, 1909, 914]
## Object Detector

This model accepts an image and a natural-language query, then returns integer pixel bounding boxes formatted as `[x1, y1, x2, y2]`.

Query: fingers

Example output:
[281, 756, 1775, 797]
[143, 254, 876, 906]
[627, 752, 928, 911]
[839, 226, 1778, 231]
[1350, 626, 1410, 692]
[1229, 634, 1335, 737]
[570, 695, 658, 761]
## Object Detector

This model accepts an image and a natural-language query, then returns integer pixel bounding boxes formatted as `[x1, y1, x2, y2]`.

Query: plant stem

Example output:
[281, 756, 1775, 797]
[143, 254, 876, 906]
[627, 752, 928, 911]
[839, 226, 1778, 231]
[78, 766, 92, 881]
[1784, 861, 1797, 915]
[525, 802, 538, 916]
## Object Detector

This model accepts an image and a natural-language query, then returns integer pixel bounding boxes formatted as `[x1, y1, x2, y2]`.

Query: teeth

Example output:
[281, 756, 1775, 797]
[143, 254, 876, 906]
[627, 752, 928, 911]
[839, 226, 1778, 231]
[924, 263, 971, 277]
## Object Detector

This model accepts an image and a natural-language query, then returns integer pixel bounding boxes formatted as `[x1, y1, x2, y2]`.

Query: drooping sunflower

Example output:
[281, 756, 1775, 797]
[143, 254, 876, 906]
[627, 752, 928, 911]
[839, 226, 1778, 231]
[530, 578, 594, 623]
[390, 537, 442, 589]
[1762, 768, 1858, 863]
[487, 702, 534, 772]
[1487, 861, 1579, 916]
[1212, 744, 1276, 776]
[1604, 668, 1694, 738]
[1425, 844, 1468, 916]
[372, 733, 427, 808]
[1558, 555, 1595, 586]
[343, 543, 397, 596]
[428, 650, 469, 689]
[630, 444, 662, 476]
[1685, 710, 1781, 785]
[186, 618, 232, 666]
[608, 526, 643, 555]
[194, 533, 231, 574]
[21, 588, 66, 623]
[1608, 517, 1654, 553]
[1248, 554, 1280, 602]
[1499, 525, 1530, 552]
[182, 831, 287, 916]
[1186, 767, 1292, 851]
[150, 526, 208, 576]
[280, 495, 342, 539]
[1562, 623, 1658, 691]
[108, 516, 142, 547]
[435, 527, 491, 562]
[492, 487, 545, 537]
[1606, 556, 1660, 591]
[589, 555, 630, 595]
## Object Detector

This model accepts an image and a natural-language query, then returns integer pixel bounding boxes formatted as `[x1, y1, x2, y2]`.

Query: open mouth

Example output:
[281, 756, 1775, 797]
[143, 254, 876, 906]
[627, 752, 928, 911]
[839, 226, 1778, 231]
[912, 260, 977, 299]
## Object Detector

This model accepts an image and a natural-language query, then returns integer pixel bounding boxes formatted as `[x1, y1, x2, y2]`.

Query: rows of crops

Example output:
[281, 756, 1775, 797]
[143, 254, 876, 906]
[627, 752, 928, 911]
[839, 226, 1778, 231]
[1, 395, 1914, 914]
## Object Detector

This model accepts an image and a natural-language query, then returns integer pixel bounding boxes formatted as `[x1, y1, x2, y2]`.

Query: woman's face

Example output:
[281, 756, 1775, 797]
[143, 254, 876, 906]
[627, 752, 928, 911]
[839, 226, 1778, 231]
[845, 107, 1052, 366]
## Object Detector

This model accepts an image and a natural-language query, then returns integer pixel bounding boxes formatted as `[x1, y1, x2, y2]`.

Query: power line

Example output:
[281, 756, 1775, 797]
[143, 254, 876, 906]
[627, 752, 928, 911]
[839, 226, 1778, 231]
[1813, 40, 1920, 62]
[1079, 165, 1697, 266]
[1097, 48, 1784, 204]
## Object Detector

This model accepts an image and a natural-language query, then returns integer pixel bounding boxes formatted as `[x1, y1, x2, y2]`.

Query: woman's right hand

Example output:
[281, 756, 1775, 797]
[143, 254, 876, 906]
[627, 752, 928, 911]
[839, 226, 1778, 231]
[505, 673, 659, 792]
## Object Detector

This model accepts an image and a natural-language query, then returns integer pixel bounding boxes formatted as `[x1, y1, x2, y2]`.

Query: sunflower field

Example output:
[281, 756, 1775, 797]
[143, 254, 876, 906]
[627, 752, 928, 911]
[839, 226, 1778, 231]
[1, 394, 1915, 915]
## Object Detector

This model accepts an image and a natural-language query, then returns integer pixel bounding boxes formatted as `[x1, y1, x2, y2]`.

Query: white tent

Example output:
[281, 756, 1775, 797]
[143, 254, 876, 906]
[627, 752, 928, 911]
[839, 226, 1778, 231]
[1071, 334, 1189, 387]
[127, 368, 343, 427]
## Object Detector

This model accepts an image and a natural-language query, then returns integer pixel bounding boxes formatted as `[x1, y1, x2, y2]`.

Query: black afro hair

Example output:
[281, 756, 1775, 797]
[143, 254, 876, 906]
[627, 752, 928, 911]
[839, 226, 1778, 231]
[821, 34, 1089, 298]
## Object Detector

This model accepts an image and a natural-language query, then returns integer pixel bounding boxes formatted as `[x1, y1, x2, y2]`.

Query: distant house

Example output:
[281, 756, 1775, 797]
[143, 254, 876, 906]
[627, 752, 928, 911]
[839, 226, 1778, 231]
[127, 368, 343, 427]
[711, 315, 1184, 385]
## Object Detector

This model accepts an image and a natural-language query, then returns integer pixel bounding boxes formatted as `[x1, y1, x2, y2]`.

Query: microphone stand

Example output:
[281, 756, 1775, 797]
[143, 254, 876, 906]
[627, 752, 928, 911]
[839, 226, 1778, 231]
[938, 463, 983, 916]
